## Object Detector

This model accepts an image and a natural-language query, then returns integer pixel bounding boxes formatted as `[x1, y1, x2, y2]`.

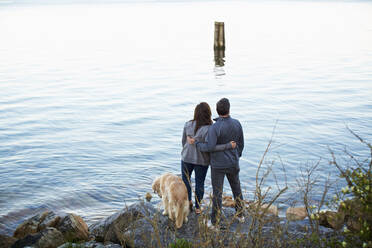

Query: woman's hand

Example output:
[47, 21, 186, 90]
[230, 141, 236, 149]
[187, 136, 195, 145]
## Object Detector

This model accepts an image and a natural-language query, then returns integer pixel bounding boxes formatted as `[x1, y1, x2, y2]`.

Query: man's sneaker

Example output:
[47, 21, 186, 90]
[207, 220, 219, 231]
[237, 216, 245, 223]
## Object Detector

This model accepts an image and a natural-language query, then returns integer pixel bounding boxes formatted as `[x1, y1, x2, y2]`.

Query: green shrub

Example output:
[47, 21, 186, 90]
[61, 243, 85, 248]
[169, 238, 192, 248]
[330, 129, 372, 248]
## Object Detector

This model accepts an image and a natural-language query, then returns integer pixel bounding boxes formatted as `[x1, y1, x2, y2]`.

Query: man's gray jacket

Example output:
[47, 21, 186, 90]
[181, 120, 232, 166]
[195, 116, 244, 168]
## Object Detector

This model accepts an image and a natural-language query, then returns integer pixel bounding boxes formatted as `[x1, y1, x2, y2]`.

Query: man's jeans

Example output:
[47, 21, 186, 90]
[211, 166, 244, 225]
[181, 160, 209, 209]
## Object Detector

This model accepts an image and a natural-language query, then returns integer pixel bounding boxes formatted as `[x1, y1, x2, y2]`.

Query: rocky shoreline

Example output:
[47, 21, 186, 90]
[0, 195, 350, 248]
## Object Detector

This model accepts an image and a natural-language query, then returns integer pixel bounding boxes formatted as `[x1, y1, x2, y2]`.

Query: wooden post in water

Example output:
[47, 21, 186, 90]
[214, 22, 225, 66]
[214, 22, 225, 50]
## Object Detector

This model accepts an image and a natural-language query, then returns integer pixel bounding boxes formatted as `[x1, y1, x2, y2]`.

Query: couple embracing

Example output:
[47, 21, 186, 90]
[181, 98, 245, 228]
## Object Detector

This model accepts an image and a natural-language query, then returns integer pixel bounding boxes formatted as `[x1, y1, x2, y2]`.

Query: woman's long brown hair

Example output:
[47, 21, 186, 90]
[193, 102, 213, 134]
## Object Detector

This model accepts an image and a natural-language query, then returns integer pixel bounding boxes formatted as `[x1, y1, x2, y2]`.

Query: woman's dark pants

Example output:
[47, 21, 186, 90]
[181, 160, 209, 209]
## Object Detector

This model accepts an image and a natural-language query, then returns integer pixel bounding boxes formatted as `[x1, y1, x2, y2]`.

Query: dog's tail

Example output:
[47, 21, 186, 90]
[175, 199, 189, 229]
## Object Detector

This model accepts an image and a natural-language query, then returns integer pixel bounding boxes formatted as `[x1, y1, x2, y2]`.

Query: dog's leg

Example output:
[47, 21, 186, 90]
[175, 203, 184, 228]
[168, 201, 175, 220]
[184, 201, 189, 223]
[162, 195, 169, 216]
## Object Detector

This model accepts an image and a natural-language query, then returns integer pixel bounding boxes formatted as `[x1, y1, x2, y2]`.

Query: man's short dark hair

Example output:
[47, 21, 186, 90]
[216, 98, 230, 116]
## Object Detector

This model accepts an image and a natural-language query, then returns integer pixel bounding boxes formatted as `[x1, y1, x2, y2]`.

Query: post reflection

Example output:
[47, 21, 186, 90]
[214, 48, 225, 67]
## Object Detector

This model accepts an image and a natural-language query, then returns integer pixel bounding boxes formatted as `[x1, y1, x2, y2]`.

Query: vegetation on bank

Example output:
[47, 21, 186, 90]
[163, 128, 372, 248]
[328, 129, 372, 248]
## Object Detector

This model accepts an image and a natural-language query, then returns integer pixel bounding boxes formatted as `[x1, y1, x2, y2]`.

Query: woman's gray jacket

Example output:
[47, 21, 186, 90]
[181, 120, 232, 166]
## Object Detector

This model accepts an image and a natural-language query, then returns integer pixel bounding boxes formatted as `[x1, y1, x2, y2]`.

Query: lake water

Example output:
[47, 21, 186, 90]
[0, 0, 372, 235]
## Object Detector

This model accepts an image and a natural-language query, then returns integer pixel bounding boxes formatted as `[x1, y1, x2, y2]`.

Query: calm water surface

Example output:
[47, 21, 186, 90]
[0, 0, 372, 235]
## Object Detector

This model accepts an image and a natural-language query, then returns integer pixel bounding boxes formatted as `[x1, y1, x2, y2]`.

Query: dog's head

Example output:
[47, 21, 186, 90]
[152, 176, 161, 197]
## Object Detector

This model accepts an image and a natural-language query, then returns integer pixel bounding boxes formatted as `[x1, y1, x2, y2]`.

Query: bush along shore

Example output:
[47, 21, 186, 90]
[1, 130, 371, 248]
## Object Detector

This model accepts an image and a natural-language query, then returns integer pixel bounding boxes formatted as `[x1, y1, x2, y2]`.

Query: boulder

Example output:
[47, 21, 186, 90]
[286, 207, 307, 221]
[222, 195, 252, 209]
[57, 214, 89, 242]
[116, 204, 244, 247]
[121, 213, 175, 247]
[90, 198, 260, 247]
[248, 202, 278, 217]
[318, 211, 344, 230]
[11, 227, 65, 248]
[0, 234, 17, 248]
[13, 214, 40, 239]
[58, 241, 121, 248]
[346, 217, 362, 232]
[145, 192, 152, 202]
[87, 199, 339, 247]
[89, 201, 156, 244]
[261, 204, 278, 217]
[339, 198, 372, 232]
[13, 211, 61, 239]
[89, 201, 244, 247]
[222, 195, 235, 208]
[39, 212, 61, 231]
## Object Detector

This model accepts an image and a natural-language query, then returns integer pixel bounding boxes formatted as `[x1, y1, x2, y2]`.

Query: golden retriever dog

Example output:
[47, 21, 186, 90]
[152, 173, 190, 228]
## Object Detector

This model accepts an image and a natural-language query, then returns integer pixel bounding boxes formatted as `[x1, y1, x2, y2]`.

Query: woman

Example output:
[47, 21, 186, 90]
[181, 102, 235, 214]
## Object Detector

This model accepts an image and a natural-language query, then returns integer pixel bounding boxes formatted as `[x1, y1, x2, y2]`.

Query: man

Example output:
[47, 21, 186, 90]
[188, 98, 244, 227]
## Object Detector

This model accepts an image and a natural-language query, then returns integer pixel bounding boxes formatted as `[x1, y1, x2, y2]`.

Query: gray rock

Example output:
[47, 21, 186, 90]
[340, 198, 372, 232]
[318, 211, 344, 230]
[103, 244, 121, 248]
[145, 193, 152, 202]
[286, 207, 307, 221]
[89, 200, 339, 247]
[57, 214, 89, 242]
[58, 241, 121, 248]
[89, 200, 250, 247]
[89, 201, 156, 244]
[39, 212, 61, 231]
[122, 211, 176, 247]
[81, 241, 104, 248]
[58, 244, 85, 248]
[13, 211, 61, 239]
[11, 227, 65, 248]
[0, 234, 17, 248]
[13, 212, 46, 239]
